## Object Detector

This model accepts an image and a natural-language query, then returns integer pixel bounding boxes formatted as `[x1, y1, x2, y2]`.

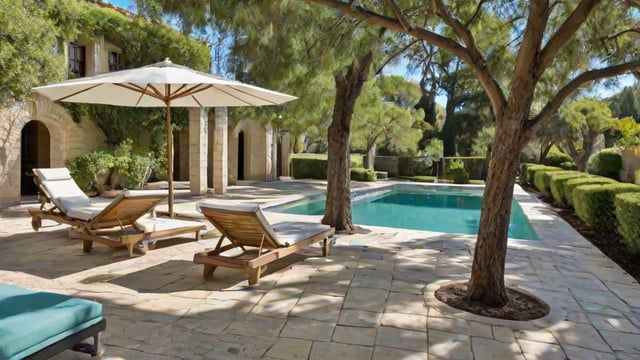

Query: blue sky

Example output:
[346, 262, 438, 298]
[106, 0, 135, 12]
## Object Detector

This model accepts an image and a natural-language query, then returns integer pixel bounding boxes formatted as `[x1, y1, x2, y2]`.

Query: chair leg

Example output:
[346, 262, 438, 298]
[31, 216, 42, 231]
[203, 264, 217, 279]
[83, 240, 93, 253]
[322, 238, 330, 256]
[248, 266, 262, 285]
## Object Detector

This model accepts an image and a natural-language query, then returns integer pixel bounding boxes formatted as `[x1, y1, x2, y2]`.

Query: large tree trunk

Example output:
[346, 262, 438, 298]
[322, 53, 373, 231]
[466, 119, 525, 306]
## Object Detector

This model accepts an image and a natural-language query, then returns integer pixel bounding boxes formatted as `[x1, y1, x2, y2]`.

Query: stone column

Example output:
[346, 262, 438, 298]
[281, 132, 291, 177]
[213, 107, 228, 194]
[188, 107, 207, 196]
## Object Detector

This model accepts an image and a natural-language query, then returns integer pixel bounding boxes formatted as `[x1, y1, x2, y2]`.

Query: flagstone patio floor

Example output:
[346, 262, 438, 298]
[1, 180, 639, 359]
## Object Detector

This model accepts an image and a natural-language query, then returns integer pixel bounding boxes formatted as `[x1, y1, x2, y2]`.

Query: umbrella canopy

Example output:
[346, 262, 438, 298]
[33, 58, 297, 215]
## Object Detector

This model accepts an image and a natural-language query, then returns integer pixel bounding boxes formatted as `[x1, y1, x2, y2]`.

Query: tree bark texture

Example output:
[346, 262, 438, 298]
[322, 53, 373, 232]
[466, 119, 525, 306]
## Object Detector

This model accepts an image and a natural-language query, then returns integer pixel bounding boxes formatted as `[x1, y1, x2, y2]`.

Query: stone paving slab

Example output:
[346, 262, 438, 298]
[0, 181, 639, 359]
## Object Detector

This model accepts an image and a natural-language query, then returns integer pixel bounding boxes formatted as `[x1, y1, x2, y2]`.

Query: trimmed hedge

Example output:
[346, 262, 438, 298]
[573, 183, 640, 233]
[519, 163, 537, 184]
[615, 192, 640, 254]
[549, 171, 588, 207]
[291, 158, 327, 179]
[291, 155, 364, 179]
[563, 176, 618, 208]
[351, 167, 376, 181]
[526, 165, 561, 187]
[533, 168, 564, 195]
[587, 149, 622, 180]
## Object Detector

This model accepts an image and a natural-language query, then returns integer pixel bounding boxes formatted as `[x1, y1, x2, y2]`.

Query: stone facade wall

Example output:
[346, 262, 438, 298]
[229, 119, 270, 183]
[0, 99, 106, 208]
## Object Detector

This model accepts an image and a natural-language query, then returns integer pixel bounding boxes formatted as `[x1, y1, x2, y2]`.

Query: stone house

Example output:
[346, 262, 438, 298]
[0, 3, 290, 209]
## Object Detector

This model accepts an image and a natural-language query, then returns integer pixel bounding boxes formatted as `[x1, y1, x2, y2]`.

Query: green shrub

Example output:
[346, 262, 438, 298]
[543, 150, 572, 167]
[519, 162, 537, 184]
[111, 139, 156, 190]
[563, 176, 618, 208]
[573, 183, 640, 233]
[587, 148, 622, 180]
[635, 169, 640, 185]
[351, 167, 376, 181]
[549, 171, 588, 207]
[559, 161, 578, 170]
[291, 158, 328, 179]
[615, 192, 640, 254]
[526, 165, 561, 188]
[446, 159, 469, 184]
[67, 149, 114, 193]
[444, 157, 485, 180]
[533, 168, 564, 195]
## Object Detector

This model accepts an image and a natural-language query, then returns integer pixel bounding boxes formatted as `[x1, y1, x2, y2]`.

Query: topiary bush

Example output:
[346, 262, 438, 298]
[549, 171, 588, 207]
[533, 168, 564, 195]
[446, 159, 470, 184]
[615, 192, 640, 254]
[543, 150, 572, 167]
[351, 167, 376, 181]
[587, 148, 622, 180]
[573, 183, 640, 233]
[563, 176, 618, 208]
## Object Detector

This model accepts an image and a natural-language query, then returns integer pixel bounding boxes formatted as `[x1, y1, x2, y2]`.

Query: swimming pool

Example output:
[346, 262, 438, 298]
[270, 185, 538, 240]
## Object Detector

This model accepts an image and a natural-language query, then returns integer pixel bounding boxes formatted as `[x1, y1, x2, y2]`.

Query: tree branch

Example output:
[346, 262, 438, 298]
[526, 60, 640, 134]
[385, 0, 412, 32]
[538, 0, 601, 75]
[306, 0, 507, 123]
[510, 1, 549, 96]
[374, 39, 420, 76]
[465, 0, 488, 28]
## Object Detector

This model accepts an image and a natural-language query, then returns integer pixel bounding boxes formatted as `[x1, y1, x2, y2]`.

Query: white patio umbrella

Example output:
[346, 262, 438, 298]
[33, 58, 297, 216]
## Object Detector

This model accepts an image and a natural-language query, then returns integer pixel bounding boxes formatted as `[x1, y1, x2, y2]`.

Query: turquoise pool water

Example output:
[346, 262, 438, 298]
[272, 188, 538, 240]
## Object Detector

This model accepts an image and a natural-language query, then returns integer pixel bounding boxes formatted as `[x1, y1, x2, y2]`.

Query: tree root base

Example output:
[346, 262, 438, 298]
[435, 282, 550, 321]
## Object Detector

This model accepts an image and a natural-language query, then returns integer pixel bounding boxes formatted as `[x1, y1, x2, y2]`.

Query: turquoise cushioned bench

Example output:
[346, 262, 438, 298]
[0, 284, 106, 359]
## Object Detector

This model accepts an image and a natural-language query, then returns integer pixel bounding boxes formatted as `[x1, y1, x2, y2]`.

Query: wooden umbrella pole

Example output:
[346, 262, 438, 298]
[166, 90, 174, 218]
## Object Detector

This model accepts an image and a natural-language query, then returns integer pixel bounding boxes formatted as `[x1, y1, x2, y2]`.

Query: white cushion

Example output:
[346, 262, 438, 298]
[270, 221, 333, 246]
[197, 200, 261, 213]
[41, 179, 90, 213]
[34, 168, 72, 181]
[65, 203, 107, 221]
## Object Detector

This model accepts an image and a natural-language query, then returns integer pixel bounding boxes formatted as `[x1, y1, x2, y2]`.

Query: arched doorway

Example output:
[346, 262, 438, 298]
[237, 131, 245, 180]
[21, 120, 51, 195]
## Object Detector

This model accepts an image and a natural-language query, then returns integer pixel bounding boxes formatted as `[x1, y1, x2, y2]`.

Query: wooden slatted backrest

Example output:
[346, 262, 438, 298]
[87, 190, 167, 228]
[198, 202, 282, 249]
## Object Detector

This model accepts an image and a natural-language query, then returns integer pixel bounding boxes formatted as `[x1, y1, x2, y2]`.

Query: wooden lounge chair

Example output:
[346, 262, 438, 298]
[29, 168, 205, 257]
[0, 283, 106, 359]
[194, 201, 335, 285]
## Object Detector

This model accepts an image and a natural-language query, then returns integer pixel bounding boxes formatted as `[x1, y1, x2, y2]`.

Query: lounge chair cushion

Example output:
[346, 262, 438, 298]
[64, 202, 109, 221]
[197, 201, 281, 245]
[0, 284, 104, 360]
[33, 168, 73, 181]
[271, 221, 334, 246]
[41, 179, 91, 213]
